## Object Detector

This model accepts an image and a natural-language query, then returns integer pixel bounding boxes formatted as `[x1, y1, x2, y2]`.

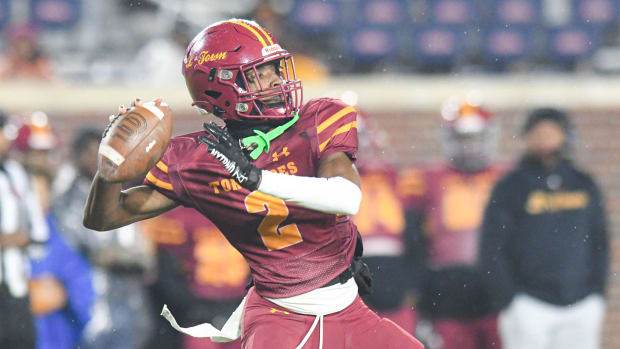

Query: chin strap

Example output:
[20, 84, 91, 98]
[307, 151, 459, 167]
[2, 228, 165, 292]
[241, 112, 299, 160]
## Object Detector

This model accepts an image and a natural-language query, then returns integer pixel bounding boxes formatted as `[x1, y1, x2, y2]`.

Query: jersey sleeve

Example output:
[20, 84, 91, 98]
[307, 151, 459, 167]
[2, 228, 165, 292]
[314, 99, 358, 160]
[143, 139, 191, 206]
[397, 168, 428, 212]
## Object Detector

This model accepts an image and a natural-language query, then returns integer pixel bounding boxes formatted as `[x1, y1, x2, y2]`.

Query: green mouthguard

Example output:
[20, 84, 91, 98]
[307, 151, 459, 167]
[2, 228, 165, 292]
[242, 112, 299, 160]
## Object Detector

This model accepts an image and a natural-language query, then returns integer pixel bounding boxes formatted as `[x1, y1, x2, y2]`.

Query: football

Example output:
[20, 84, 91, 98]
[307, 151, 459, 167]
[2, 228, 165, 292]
[98, 101, 173, 182]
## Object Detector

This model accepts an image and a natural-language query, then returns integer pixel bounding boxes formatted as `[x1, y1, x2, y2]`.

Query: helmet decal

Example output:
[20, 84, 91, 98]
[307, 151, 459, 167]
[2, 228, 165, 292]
[261, 44, 283, 56]
[229, 19, 274, 46]
[186, 51, 228, 69]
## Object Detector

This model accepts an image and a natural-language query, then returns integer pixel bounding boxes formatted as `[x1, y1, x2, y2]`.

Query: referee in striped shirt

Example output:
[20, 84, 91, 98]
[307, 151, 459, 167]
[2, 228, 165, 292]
[0, 110, 49, 348]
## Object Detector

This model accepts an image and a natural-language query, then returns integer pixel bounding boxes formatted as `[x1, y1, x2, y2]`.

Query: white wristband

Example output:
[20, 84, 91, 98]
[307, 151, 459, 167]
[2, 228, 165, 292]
[258, 170, 361, 215]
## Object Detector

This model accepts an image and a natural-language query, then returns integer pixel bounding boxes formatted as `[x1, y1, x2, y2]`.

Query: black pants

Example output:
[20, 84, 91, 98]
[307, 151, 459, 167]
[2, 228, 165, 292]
[0, 287, 35, 349]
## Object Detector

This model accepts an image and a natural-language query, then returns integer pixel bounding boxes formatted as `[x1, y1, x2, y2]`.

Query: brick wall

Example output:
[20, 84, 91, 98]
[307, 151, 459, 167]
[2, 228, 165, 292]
[49, 109, 620, 348]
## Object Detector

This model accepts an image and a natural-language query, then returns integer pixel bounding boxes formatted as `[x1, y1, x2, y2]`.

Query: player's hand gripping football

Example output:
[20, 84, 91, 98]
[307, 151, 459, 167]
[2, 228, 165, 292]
[98, 97, 173, 182]
[198, 122, 261, 190]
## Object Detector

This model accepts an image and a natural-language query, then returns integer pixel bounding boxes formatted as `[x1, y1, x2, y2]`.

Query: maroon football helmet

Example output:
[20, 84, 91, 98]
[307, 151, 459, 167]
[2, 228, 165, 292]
[13, 112, 60, 151]
[183, 19, 302, 121]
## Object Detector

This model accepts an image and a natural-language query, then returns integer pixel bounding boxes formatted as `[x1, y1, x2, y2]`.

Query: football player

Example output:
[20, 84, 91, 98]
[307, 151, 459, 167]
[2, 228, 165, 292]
[399, 100, 506, 349]
[353, 115, 418, 334]
[83, 19, 423, 349]
[142, 207, 248, 349]
[12, 112, 61, 211]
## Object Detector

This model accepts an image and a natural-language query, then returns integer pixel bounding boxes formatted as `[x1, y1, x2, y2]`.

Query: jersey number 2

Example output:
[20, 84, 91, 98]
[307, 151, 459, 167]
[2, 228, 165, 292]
[244, 191, 303, 251]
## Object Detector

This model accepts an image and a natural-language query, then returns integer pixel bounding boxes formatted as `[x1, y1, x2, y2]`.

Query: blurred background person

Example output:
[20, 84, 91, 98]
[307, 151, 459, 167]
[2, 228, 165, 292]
[51, 128, 155, 349]
[0, 25, 54, 81]
[0, 109, 49, 348]
[353, 115, 417, 336]
[29, 215, 94, 349]
[479, 108, 609, 349]
[399, 100, 506, 349]
[12, 112, 62, 212]
[127, 19, 192, 86]
[142, 207, 250, 349]
[11, 114, 95, 349]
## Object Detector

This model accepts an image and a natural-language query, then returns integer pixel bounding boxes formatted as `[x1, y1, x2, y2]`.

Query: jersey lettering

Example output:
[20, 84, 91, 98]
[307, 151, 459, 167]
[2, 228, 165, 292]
[268, 161, 298, 176]
[287, 161, 298, 174]
[209, 179, 243, 194]
[244, 191, 303, 251]
[525, 190, 589, 215]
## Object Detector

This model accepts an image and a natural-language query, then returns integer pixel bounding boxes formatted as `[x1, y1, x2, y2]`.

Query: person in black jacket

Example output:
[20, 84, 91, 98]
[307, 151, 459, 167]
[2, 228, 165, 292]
[479, 108, 609, 349]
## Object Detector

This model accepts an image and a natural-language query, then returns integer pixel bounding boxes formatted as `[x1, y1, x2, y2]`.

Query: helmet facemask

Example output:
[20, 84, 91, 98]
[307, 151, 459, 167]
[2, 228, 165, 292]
[198, 53, 302, 122]
[237, 56, 301, 119]
[442, 129, 498, 172]
[439, 102, 499, 172]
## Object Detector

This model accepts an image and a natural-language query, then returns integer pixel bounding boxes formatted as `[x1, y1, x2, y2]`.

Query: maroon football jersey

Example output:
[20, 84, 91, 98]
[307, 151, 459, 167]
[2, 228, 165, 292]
[398, 164, 506, 268]
[354, 167, 406, 257]
[144, 98, 359, 298]
[141, 206, 250, 300]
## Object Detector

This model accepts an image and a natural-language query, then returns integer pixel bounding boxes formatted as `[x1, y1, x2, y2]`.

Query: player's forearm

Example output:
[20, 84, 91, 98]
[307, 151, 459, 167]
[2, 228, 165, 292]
[258, 171, 362, 215]
[255, 151, 361, 215]
[83, 172, 152, 231]
[83, 173, 125, 231]
[84, 173, 177, 231]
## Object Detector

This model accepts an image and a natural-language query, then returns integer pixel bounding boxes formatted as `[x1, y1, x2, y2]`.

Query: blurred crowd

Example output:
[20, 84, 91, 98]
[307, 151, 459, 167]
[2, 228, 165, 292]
[3, 0, 620, 85]
[0, 107, 251, 349]
[0, 97, 609, 349]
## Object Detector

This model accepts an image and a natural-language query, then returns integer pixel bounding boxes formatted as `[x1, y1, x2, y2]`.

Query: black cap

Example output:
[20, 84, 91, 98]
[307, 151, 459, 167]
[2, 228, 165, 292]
[522, 108, 572, 136]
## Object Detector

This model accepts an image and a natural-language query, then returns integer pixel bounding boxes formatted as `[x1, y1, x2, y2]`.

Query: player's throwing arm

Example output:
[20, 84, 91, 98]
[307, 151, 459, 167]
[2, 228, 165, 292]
[83, 98, 178, 231]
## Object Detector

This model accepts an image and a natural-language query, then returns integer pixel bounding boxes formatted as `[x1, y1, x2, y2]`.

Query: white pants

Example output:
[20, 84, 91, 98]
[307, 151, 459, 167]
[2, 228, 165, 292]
[499, 293, 605, 349]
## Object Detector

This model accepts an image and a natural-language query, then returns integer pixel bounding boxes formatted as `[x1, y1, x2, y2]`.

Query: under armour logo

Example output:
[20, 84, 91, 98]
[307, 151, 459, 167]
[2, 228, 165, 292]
[272, 147, 291, 162]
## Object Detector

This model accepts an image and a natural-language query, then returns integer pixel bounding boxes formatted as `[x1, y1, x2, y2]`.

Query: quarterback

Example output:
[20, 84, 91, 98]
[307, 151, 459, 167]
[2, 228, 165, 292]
[83, 19, 423, 349]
